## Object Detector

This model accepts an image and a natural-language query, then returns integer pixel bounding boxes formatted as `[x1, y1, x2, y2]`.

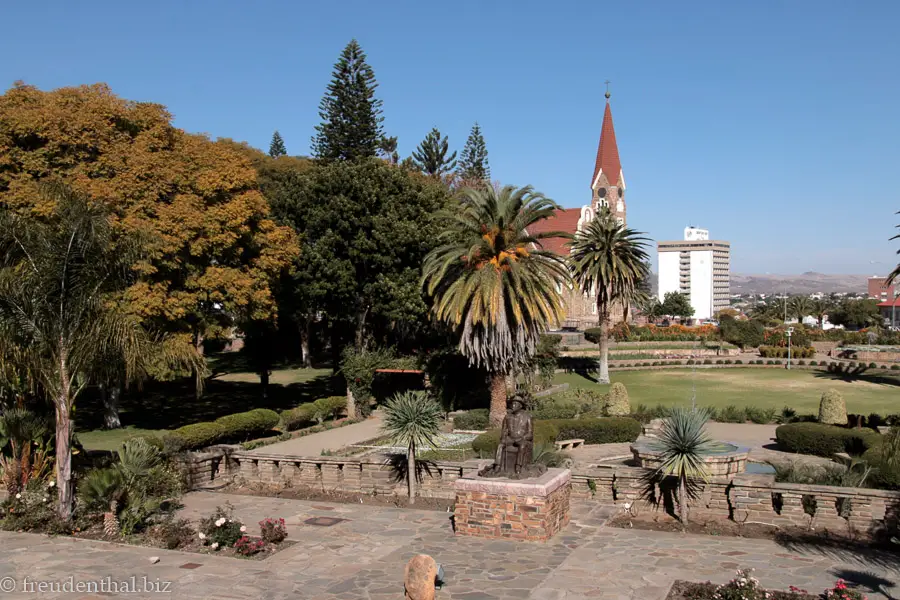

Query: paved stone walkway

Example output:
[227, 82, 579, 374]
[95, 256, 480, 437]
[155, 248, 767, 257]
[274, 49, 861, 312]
[251, 411, 384, 456]
[1, 491, 897, 599]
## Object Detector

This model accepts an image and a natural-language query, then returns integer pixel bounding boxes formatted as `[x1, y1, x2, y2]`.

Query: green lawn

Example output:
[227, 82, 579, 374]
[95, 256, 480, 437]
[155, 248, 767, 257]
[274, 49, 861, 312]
[555, 368, 900, 415]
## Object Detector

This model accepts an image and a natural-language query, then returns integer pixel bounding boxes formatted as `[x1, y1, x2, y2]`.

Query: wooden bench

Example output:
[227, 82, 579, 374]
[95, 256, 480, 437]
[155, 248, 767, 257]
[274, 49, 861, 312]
[554, 438, 584, 450]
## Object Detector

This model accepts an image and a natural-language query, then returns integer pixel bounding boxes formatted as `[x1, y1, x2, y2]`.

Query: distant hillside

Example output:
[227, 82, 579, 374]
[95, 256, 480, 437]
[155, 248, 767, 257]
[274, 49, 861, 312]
[649, 272, 870, 296]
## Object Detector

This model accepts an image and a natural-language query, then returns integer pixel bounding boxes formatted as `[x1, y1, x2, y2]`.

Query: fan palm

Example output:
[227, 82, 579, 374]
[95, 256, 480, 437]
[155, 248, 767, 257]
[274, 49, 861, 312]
[649, 407, 724, 525]
[422, 184, 569, 426]
[381, 391, 443, 504]
[0, 182, 202, 520]
[568, 210, 650, 383]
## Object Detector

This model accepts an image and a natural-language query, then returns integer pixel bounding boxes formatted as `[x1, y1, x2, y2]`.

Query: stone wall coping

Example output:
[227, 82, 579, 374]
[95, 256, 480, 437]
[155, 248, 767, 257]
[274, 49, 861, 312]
[226, 451, 464, 469]
[770, 481, 900, 498]
[454, 468, 571, 496]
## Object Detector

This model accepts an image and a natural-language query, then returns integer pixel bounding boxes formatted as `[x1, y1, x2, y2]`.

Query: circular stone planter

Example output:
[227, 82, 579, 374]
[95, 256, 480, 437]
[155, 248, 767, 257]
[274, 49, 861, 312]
[630, 438, 751, 476]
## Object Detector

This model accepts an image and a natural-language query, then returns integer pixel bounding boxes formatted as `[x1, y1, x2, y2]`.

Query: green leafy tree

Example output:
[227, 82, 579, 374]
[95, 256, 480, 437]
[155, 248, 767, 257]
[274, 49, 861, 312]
[718, 316, 764, 350]
[311, 39, 384, 161]
[268, 131, 287, 157]
[422, 185, 569, 426]
[456, 123, 490, 186]
[661, 291, 695, 323]
[381, 390, 442, 504]
[0, 183, 200, 520]
[649, 407, 723, 525]
[377, 135, 399, 164]
[829, 298, 881, 329]
[568, 210, 650, 384]
[265, 158, 451, 369]
[411, 127, 457, 177]
[810, 298, 833, 328]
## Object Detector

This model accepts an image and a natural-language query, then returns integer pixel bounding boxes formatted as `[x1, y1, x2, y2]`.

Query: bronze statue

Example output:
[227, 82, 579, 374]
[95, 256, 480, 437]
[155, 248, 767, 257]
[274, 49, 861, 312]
[479, 394, 547, 480]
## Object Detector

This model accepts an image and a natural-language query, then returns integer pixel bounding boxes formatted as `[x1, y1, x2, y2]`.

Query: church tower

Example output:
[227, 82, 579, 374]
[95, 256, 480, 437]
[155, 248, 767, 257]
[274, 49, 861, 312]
[590, 89, 625, 224]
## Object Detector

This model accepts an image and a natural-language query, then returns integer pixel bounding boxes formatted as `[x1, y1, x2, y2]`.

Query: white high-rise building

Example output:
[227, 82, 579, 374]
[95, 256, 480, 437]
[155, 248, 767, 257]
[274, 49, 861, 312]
[657, 227, 731, 321]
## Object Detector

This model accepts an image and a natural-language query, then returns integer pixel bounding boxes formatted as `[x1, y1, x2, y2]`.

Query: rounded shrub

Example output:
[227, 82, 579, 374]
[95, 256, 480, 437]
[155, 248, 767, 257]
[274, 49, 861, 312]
[606, 382, 630, 416]
[472, 421, 559, 456]
[892, 365, 900, 371]
[313, 396, 347, 422]
[809, 360, 817, 366]
[775, 422, 879, 457]
[452, 408, 490, 430]
[734, 359, 742, 365]
[818, 388, 847, 425]
[547, 417, 642, 444]
[281, 403, 319, 431]
[215, 408, 280, 442]
[163, 422, 224, 452]
[703, 359, 713, 365]
[869, 362, 878, 369]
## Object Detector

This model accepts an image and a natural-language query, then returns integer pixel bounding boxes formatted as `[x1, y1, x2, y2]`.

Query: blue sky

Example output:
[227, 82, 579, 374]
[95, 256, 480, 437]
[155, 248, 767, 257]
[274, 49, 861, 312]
[2, 1, 898, 274]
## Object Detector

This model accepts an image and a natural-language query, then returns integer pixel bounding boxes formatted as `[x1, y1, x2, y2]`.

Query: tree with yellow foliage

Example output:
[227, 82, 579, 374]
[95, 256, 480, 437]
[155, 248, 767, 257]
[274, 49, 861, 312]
[0, 82, 298, 401]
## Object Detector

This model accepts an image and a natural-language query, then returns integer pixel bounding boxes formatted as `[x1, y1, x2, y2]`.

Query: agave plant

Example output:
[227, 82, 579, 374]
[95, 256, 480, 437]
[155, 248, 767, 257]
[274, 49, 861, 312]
[649, 406, 724, 525]
[381, 391, 442, 504]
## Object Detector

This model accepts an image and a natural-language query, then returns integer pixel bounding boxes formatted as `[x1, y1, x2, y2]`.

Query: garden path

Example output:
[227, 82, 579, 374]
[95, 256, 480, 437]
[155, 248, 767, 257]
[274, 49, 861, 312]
[0, 490, 896, 599]
[250, 410, 384, 456]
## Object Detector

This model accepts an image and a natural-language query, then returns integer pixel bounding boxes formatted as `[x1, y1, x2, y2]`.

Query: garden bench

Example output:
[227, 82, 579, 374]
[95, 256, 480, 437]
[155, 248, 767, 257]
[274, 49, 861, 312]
[554, 438, 584, 450]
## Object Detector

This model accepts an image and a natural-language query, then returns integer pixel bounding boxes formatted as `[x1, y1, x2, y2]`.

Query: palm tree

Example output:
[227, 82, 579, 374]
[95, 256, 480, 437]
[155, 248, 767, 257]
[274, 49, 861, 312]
[650, 407, 723, 525]
[422, 185, 569, 426]
[381, 391, 442, 504]
[568, 210, 650, 384]
[811, 298, 833, 329]
[788, 296, 813, 323]
[0, 182, 202, 520]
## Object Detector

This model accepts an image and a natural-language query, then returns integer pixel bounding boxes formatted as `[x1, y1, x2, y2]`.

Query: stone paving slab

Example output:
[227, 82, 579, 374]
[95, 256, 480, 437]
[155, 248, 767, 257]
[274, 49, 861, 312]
[0, 491, 897, 599]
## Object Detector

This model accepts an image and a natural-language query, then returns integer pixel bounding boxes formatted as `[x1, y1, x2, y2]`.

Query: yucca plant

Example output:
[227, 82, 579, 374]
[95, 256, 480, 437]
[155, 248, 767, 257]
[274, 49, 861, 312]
[649, 407, 724, 525]
[381, 391, 442, 504]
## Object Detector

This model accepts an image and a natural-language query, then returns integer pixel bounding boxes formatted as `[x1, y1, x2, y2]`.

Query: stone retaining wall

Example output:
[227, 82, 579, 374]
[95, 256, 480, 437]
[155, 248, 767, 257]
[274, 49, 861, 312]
[178, 450, 900, 534]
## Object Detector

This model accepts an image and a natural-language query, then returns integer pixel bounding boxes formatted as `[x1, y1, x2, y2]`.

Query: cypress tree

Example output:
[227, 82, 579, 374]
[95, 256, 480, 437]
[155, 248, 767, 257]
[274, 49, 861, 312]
[457, 123, 490, 184]
[311, 39, 384, 161]
[411, 128, 457, 176]
[269, 131, 287, 157]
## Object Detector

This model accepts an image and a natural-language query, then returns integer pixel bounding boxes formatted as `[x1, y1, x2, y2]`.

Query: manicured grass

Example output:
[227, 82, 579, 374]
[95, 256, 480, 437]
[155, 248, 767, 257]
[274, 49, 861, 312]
[555, 368, 900, 415]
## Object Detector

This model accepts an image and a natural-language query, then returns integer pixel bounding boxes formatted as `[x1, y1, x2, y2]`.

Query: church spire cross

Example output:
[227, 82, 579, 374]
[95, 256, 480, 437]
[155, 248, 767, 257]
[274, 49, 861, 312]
[605, 80, 611, 100]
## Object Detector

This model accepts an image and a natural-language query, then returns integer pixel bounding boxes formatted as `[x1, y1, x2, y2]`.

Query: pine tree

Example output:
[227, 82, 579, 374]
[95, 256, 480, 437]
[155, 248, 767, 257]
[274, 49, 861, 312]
[457, 123, 490, 185]
[311, 39, 384, 161]
[411, 128, 457, 176]
[377, 136, 399, 164]
[269, 131, 287, 157]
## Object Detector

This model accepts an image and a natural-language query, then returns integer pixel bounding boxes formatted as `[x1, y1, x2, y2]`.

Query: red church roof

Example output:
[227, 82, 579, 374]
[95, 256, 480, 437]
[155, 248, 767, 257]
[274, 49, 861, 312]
[592, 101, 622, 187]
[877, 297, 900, 307]
[526, 208, 581, 256]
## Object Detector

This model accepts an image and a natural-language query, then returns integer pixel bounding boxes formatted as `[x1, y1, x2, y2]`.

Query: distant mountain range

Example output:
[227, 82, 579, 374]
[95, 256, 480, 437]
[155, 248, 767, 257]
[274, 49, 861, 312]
[650, 272, 871, 296]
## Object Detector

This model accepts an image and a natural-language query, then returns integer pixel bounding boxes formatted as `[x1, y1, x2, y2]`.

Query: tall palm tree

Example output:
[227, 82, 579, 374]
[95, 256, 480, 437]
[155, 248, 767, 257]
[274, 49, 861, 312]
[811, 298, 833, 329]
[381, 391, 442, 504]
[0, 182, 202, 520]
[422, 185, 569, 426]
[568, 210, 650, 384]
[788, 296, 813, 323]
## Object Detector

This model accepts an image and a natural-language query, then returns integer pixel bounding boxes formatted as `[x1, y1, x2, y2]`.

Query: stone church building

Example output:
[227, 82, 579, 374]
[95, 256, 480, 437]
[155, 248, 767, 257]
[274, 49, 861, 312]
[526, 92, 628, 330]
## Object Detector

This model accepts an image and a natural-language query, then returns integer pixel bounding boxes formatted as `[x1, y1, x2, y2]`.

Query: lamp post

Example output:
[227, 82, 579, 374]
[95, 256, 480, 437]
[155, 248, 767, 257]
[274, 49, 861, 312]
[786, 327, 794, 370]
[893, 289, 899, 331]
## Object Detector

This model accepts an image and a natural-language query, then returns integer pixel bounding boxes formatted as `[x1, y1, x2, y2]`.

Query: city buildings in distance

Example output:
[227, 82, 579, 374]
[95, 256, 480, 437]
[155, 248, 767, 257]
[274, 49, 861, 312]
[658, 227, 731, 322]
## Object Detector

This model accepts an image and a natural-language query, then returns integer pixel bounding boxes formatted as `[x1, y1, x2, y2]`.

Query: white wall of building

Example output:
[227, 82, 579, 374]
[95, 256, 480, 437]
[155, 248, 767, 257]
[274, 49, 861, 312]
[658, 252, 681, 302]
[689, 250, 713, 320]
[684, 227, 709, 241]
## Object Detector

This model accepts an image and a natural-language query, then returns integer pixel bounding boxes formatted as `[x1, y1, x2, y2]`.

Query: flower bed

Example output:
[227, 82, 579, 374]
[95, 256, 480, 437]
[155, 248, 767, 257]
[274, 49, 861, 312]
[666, 569, 862, 599]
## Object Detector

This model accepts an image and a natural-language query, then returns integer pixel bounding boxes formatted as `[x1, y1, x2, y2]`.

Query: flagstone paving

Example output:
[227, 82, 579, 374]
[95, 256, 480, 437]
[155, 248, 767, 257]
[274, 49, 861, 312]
[0, 491, 897, 599]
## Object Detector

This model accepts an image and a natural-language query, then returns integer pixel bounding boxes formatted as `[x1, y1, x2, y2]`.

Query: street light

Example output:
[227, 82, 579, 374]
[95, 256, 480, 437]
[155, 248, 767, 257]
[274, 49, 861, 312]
[786, 327, 794, 370]
[893, 289, 899, 331]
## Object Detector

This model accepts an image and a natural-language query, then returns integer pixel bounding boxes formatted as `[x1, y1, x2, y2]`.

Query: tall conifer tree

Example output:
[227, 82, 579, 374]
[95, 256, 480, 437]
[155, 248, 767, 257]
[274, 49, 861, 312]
[411, 128, 457, 176]
[311, 40, 384, 161]
[269, 131, 287, 157]
[457, 123, 490, 184]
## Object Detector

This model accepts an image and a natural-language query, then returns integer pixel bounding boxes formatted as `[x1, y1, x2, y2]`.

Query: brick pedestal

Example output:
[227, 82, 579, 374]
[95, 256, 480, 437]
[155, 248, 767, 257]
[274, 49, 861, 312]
[453, 468, 571, 542]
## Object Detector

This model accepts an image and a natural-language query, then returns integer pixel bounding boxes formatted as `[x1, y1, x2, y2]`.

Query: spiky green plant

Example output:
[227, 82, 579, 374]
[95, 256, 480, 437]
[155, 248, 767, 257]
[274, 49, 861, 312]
[421, 184, 569, 426]
[568, 209, 651, 383]
[117, 437, 162, 480]
[381, 391, 443, 504]
[649, 406, 723, 525]
[0, 407, 50, 496]
[78, 467, 126, 537]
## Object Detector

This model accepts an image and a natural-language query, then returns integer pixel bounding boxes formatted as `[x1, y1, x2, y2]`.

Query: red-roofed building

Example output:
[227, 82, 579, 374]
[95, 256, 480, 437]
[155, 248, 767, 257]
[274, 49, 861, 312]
[525, 92, 629, 330]
[877, 295, 900, 329]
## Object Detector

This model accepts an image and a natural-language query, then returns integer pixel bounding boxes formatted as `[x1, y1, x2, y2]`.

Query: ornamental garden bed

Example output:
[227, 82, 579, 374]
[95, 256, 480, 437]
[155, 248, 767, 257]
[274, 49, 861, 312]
[666, 580, 818, 600]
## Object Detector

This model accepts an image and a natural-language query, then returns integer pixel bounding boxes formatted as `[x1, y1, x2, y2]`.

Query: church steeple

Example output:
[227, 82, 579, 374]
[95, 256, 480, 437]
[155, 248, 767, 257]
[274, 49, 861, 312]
[591, 89, 626, 224]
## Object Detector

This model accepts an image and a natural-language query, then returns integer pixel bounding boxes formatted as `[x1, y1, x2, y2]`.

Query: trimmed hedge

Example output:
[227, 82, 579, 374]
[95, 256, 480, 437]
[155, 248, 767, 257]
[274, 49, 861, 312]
[775, 423, 880, 457]
[453, 409, 489, 430]
[163, 408, 281, 452]
[548, 417, 641, 444]
[280, 403, 319, 431]
[759, 346, 815, 359]
[472, 421, 560, 456]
